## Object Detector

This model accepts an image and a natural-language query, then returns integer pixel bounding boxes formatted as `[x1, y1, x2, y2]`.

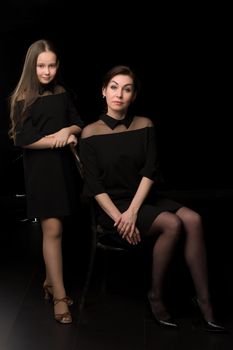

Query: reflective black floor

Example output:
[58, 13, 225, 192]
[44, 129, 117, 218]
[1, 193, 233, 350]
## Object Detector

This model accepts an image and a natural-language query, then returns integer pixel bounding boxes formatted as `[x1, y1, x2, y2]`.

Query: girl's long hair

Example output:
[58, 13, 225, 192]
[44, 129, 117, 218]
[9, 39, 59, 141]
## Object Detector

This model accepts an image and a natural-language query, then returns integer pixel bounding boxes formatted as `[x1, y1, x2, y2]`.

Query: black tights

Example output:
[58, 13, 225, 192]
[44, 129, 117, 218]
[147, 207, 214, 320]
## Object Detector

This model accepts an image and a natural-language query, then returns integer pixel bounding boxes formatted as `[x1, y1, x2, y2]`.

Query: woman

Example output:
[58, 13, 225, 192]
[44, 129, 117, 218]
[79, 65, 225, 331]
[9, 39, 84, 324]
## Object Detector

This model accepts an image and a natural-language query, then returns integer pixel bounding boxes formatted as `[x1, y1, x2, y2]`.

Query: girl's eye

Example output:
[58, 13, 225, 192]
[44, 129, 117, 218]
[37, 64, 57, 68]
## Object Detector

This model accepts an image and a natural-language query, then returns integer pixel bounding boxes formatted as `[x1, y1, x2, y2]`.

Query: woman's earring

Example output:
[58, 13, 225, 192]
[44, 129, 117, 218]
[103, 95, 105, 98]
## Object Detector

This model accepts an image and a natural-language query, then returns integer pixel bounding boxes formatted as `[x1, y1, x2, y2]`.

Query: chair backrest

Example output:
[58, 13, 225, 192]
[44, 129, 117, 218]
[70, 144, 126, 251]
[71, 145, 127, 316]
[70, 144, 84, 179]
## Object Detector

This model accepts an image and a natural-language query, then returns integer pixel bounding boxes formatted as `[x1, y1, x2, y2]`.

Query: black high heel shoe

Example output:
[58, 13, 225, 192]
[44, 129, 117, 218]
[147, 297, 179, 329]
[192, 297, 226, 333]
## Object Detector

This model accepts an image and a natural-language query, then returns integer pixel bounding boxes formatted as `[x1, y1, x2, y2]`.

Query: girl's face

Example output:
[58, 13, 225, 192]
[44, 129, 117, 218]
[103, 74, 135, 116]
[36, 51, 58, 84]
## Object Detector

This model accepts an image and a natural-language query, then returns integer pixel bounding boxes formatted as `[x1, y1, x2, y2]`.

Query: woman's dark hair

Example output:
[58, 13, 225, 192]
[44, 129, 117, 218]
[102, 65, 140, 95]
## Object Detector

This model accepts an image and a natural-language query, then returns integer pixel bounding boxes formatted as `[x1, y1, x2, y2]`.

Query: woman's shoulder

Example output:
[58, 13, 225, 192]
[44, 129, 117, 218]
[81, 120, 103, 139]
[133, 115, 154, 127]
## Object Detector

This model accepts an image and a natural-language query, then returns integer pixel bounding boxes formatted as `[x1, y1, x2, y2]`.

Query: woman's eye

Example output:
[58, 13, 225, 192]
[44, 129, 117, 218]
[124, 88, 132, 93]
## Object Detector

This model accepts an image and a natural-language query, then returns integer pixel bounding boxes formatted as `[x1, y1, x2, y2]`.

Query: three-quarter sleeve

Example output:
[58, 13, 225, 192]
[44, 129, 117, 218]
[79, 138, 106, 196]
[139, 127, 159, 181]
[66, 93, 84, 129]
[14, 102, 44, 147]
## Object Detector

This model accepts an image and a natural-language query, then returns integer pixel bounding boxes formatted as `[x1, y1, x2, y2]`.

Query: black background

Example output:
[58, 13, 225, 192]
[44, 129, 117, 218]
[1, 2, 232, 196]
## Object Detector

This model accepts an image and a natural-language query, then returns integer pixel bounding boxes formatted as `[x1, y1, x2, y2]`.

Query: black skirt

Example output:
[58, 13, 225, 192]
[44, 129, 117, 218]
[96, 193, 183, 247]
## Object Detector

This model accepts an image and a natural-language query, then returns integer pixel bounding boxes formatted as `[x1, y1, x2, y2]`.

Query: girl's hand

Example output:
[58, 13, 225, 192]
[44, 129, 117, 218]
[46, 127, 70, 148]
[67, 134, 77, 146]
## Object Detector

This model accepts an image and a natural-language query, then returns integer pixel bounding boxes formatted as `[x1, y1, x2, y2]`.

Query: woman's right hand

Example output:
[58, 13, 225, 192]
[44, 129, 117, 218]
[115, 208, 137, 238]
[114, 214, 141, 245]
[125, 226, 141, 245]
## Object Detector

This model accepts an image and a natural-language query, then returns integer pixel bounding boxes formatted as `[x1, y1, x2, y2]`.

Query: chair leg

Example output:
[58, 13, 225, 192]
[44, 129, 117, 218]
[98, 249, 109, 295]
[77, 226, 97, 324]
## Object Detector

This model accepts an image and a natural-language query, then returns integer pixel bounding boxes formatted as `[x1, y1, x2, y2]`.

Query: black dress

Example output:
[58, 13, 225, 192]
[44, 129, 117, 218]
[79, 114, 183, 237]
[15, 90, 84, 219]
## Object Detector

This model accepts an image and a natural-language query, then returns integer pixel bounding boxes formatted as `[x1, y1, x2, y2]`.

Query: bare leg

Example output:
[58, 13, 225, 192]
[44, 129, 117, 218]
[176, 207, 214, 321]
[147, 212, 182, 320]
[41, 217, 71, 322]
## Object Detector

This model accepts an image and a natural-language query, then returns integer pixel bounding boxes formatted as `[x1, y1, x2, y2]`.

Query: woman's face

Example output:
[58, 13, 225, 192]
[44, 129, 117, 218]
[103, 74, 135, 115]
[36, 51, 58, 84]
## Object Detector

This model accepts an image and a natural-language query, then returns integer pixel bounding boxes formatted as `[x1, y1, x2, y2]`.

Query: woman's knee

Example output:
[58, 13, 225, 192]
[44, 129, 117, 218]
[179, 209, 202, 229]
[152, 212, 183, 238]
[166, 215, 183, 239]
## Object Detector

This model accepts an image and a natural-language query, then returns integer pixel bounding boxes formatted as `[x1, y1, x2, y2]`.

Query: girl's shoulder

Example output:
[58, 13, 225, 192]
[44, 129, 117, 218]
[54, 84, 66, 94]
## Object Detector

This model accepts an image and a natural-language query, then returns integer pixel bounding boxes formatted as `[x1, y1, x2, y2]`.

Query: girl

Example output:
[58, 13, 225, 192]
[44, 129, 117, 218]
[9, 39, 83, 324]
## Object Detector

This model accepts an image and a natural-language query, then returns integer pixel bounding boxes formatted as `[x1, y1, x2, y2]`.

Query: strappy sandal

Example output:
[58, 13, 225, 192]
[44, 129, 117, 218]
[43, 282, 73, 305]
[53, 297, 72, 324]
